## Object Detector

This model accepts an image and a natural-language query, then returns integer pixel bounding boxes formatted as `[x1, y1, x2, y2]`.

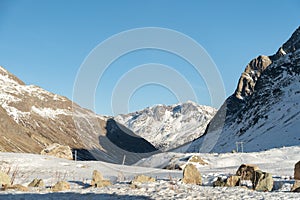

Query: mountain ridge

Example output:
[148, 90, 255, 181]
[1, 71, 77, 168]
[0, 65, 158, 164]
[187, 26, 300, 153]
[114, 101, 216, 150]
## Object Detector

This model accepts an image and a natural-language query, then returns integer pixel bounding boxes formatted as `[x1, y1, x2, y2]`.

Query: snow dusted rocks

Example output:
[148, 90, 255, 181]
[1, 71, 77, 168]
[182, 164, 202, 185]
[188, 155, 208, 165]
[51, 181, 70, 192]
[40, 143, 73, 160]
[28, 178, 45, 188]
[252, 170, 273, 192]
[131, 175, 156, 184]
[236, 164, 273, 192]
[213, 164, 273, 191]
[91, 170, 112, 188]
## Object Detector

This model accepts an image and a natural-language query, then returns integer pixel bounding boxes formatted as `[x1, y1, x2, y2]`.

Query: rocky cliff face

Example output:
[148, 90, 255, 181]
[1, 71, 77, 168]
[187, 26, 300, 153]
[114, 101, 216, 151]
[235, 55, 272, 99]
[0, 66, 157, 164]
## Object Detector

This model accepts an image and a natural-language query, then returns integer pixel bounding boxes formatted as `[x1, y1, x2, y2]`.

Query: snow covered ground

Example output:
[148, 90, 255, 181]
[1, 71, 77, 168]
[0, 146, 299, 199]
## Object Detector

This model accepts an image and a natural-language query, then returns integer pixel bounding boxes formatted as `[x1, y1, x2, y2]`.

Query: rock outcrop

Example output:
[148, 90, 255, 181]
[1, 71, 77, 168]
[188, 26, 300, 153]
[41, 143, 73, 160]
[235, 55, 272, 99]
[182, 164, 202, 185]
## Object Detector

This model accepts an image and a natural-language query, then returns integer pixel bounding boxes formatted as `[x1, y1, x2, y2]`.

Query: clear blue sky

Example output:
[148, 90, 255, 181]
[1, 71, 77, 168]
[0, 0, 299, 115]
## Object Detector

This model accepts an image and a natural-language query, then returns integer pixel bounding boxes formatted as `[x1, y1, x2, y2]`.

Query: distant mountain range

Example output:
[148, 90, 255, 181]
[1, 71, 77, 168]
[0, 65, 214, 163]
[1, 26, 299, 163]
[187, 26, 300, 153]
[115, 101, 216, 151]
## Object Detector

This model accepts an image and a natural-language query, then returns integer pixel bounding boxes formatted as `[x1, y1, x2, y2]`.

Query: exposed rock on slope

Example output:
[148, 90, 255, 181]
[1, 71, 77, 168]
[0, 66, 157, 164]
[235, 55, 272, 99]
[187, 26, 300, 153]
[115, 101, 216, 150]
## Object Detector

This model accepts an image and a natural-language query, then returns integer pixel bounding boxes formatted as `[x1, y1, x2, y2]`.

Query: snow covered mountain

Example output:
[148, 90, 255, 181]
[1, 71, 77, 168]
[0, 66, 157, 164]
[114, 101, 216, 151]
[187, 26, 300, 153]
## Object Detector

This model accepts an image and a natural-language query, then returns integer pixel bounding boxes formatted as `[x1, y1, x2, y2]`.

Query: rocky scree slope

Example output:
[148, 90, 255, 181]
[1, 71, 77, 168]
[0, 66, 157, 164]
[187, 26, 300, 153]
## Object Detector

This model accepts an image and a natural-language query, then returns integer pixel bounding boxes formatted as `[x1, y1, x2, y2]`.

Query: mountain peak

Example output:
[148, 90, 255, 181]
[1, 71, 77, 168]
[188, 26, 300, 153]
[235, 26, 300, 100]
[0, 65, 25, 86]
[115, 101, 216, 150]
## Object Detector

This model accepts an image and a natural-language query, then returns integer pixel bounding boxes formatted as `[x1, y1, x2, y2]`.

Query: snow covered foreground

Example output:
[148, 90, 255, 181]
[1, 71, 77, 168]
[0, 146, 299, 199]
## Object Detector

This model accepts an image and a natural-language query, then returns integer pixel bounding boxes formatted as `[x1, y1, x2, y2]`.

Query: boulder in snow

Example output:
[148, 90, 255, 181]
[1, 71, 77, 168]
[294, 161, 300, 180]
[91, 170, 111, 188]
[5, 184, 29, 192]
[188, 155, 208, 165]
[131, 175, 156, 184]
[0, 171, 11, 187]
[252, 170, 273, 192]
[28, 178, 44, 188]
[182, 164, 202, 185]
[291, 180, 300, 192]
[52, 181, 70, 192]
[40, 143, 73, 160]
